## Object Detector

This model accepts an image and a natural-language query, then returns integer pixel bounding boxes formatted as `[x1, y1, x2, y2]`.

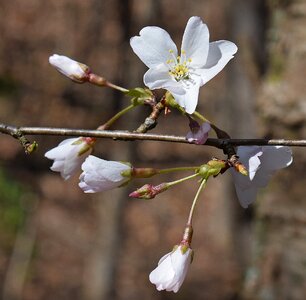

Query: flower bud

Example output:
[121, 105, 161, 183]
[129, 183, 168, 199]
[149, 224, 194, 293]
[25, 141, 38, 154]
[79, 156, 132, 193]
[49, 54, 90, 83]
[45, 137, 94, 180]
[228, 154, 248, 176]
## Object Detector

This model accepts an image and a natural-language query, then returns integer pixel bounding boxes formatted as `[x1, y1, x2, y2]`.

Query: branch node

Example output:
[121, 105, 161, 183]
[11, 129, 38, 155]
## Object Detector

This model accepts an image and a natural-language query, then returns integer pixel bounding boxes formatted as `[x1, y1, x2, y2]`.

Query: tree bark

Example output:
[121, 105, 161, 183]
[243, 1, 306, 299]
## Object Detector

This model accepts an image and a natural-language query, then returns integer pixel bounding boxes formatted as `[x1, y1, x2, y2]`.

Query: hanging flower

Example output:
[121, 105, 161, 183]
[186, 121, 211, 144]
[149, 245, 193, 293]
[130, 16, 238, 114]
[79, 155, 132, 193]
[231, 146, 293, 208]
[45, 137, 95, 180]
[49, 54, 90, 83]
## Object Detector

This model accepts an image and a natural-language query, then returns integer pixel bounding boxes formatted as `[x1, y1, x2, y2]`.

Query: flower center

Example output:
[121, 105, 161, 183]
[167, 50, 192, 82]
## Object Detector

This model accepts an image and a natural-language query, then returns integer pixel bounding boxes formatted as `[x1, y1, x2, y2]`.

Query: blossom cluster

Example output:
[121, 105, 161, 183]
[45, 16, 293, 293]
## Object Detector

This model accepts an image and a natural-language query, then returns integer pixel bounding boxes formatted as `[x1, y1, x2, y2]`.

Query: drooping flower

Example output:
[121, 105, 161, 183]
[79, 155, 132, 193]
[45, 137, 95, 180]
[231, 146, 293, 208]
[149, 245, 193, 293]
[130, 16, 238, 114]
[49, 54, 90, 83]
[186, 121, 211, 144]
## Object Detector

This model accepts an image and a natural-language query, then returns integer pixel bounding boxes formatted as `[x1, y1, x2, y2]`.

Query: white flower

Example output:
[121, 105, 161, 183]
[186, 122, 211, 144]
[130, 16, 238, 114]
[79, 155, 132, 193]
[149, 245, 192, 293]
[45, 137, 94, 180]
[231, 146, 293, 208]
[49, 54, 90, 83]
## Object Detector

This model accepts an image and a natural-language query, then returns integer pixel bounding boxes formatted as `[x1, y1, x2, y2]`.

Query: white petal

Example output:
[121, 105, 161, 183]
[234, 184, 258, 208]
[143, 64, 183, 92]
[149, 255, 175, 288]
[170, 75, 201, 114]
[63, 153, 88, 179]
[237, 146, 263, 180]
[198, 40, 238, 85]
[181, 16, 209, 68]
[79, 156, 131, 193]
[130, 26, 177, 69]
[58, 138, 80, 147]
[44, 138, 78, 160]
[248, 152, 262, 180]
[49, 55, 87, 82]
[260, 146, 293, 171]
[50, 160, 65, 172]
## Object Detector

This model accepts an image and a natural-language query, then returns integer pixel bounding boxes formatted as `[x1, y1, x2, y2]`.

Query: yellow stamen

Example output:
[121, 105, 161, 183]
[167, 49, 192, 81]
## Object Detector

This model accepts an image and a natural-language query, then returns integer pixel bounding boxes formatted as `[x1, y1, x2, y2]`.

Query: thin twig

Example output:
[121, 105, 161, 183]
[1, 123, 306, 147]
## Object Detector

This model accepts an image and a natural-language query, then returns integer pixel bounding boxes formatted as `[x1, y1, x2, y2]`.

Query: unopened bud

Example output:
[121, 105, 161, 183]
[49, 54, 90, 83]
[25, 141, 38, 154]
[234, 162, 248, 176]
[228, 155, 248, 176]
[129, 183, 168, 199]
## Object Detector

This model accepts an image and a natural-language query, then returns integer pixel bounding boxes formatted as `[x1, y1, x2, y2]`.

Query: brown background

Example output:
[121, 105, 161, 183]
[0, 0, 305, 299]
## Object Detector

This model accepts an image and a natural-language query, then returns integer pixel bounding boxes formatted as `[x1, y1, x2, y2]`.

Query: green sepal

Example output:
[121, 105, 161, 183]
[118, 179, 131, 188]
[126, 88, 154, 105]
[172, 245, 179, 252]
[190, 249, 194, 264]
[120, 163, 133, 178]
[77, 144, 92, 156]
[72, 138, 84, 145]
[25, 141, 38, 154]
[164, 91, 185, 114]
[180, 244, 190, 255]
[198, 159, 227, 180]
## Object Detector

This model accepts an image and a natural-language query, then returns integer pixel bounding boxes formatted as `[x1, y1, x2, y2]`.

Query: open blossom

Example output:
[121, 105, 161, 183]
[231, 146, 293, 208]
[49, 54, 90, 83]
[79, 155, 132, 193]
[45, 137, 94, 180]
[130, 16, 237, 114]
[149, 245, 193, 293]
[186, 121, 211, 144]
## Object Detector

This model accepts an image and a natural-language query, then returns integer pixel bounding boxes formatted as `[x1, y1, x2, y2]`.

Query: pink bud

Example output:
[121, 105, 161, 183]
[129, 183, 168, 199]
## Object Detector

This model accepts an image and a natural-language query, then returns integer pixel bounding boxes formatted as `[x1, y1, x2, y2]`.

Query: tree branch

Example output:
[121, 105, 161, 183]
[1, 123, 306, 149]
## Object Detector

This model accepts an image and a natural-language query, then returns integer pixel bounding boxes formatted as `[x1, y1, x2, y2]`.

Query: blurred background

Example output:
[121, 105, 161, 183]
[0, 0, 306, 299]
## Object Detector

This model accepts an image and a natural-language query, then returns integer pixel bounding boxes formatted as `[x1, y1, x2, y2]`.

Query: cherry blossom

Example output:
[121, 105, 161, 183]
[45, 137, 94, 180]
[130, 16, 237, 114]
[49, 54, 90, 83]
[149, 245, 193, 293]
[79, 155, 132, 193]
[231, 146, 293, 208]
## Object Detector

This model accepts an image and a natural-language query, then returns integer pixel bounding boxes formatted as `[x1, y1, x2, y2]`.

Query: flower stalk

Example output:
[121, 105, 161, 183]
[187, 178, 207, 225]
[97, 104, 136, 130]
